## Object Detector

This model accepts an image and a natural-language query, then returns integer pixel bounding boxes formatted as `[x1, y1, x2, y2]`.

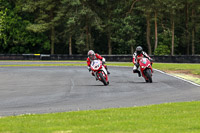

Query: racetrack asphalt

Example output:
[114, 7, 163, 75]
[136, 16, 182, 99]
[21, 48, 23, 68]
[0, 65, 200, 116]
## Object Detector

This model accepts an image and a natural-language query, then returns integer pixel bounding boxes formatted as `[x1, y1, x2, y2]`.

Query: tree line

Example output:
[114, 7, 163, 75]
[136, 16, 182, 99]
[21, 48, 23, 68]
[0, 0, 200, 55]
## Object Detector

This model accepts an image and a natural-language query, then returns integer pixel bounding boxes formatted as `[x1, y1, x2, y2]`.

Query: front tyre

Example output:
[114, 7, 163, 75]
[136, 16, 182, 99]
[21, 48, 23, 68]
[146, 69, 152, 83]
[99, 72, 108, 86]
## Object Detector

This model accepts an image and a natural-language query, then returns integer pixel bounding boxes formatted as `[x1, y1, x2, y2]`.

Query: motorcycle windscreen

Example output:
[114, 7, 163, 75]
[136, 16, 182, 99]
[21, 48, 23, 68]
[140, 58, 147, 64]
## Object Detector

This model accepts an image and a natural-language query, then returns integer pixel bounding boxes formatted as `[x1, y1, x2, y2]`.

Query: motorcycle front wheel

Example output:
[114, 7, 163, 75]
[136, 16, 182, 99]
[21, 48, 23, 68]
[146, 69, 152, 83]
[99, 72, 108, 86]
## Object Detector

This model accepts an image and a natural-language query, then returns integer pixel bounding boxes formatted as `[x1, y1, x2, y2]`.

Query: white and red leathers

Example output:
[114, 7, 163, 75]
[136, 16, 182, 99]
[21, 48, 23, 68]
[87, 53, 103, 66]
[132, 51, 152, 71]
[87, 53, 109, 75]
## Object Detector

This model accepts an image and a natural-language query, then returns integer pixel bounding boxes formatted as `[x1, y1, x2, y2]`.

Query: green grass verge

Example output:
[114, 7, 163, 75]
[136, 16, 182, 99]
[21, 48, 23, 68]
[153, 63, 200, 75]
[0, 101, 200, 133]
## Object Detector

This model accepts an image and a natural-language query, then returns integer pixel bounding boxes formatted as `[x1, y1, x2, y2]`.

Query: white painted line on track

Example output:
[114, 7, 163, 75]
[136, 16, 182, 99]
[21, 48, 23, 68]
[154, 69, 200, 87]
[70, 79, 75, 90]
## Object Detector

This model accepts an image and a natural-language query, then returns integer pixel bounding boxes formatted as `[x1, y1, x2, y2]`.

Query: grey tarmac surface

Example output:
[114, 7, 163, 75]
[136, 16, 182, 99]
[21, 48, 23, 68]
[0, 66, 200, 116]
[0, 61, 84, 65]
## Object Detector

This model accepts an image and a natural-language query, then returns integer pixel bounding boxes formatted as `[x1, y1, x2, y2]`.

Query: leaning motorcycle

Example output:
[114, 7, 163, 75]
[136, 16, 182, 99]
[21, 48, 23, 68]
[90, 59, 109, 86]
[138, 57, 153, 83]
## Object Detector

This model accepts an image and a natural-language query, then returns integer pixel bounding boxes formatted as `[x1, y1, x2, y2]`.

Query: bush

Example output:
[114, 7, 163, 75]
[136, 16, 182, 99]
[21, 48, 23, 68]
[154, 45, 170, 55]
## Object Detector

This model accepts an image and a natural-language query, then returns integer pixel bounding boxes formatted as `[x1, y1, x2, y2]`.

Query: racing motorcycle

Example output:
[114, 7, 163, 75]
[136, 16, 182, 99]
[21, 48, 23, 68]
[138, 56, 153, 83]
[90, 59, 109, 86]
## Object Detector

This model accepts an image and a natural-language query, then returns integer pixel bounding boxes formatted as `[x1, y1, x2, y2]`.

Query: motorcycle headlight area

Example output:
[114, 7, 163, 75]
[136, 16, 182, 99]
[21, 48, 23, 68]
[141, 66, 146, 68]
[141, 64, 150, 68]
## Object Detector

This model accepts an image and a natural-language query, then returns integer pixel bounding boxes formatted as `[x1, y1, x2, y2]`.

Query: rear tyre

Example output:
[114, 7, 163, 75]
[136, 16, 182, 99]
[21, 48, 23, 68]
[146, 69, 152, 83]
[99, 72, 108, 86]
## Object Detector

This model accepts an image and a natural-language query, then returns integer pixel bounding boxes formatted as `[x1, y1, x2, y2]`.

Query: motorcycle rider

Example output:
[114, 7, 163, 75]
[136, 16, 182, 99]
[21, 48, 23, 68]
[133, 46, 153, 77]
[87, 50, 110, 76]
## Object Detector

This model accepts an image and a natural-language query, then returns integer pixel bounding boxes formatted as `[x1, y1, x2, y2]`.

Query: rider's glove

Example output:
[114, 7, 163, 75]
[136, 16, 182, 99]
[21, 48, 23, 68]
[149, 58, 153, 62]
[88, 66, 91, 72]
[149, 58, 153, 66]
[102, 58, 106, 65]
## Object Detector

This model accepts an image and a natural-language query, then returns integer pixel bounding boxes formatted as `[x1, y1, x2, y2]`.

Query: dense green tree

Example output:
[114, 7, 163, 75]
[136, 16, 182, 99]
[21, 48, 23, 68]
[0, 0, 200, 55]
[136, 0, 153, 55]
[84, 0, 123, 55]
[0, 0, 50, 53]
[56, 0, 102, 55]
[110, 13, 141, 54]
[55, 0, 82, 55]
[21, 0, 63, 54]
[161, 0, 184, 55]
[0, 9, 7, 45]
[188, 0, 200, 55]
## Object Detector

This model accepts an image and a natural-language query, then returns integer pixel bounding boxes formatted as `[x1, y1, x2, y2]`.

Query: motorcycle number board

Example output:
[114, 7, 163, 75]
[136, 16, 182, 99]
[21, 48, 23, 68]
[92, 60, 101, 70]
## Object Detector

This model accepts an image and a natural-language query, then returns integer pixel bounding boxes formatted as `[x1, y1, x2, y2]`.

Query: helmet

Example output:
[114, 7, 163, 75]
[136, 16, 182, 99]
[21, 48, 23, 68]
[136, 46, 143, 55]
[88, 50, 95, 60]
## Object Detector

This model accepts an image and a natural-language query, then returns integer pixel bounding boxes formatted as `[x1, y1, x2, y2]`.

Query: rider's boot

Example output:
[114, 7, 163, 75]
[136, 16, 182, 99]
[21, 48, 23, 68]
[107, 70, 110, 75]
[138, 71, 141, 77]
[105, 65, 110, 75]
[92, 71, 95, 76]
[92, 72, 98, 80]
[133, 69, 141, 77]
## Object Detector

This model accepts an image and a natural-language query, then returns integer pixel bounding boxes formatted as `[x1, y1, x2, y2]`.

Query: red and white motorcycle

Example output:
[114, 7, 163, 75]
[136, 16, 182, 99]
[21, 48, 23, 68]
[90, 59, 109, 86]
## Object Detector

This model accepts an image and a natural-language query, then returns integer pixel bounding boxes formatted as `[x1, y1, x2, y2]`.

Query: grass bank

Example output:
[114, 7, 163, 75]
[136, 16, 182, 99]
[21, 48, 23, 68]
[0, 101, 200, 133]
[153, 63, 200, 75]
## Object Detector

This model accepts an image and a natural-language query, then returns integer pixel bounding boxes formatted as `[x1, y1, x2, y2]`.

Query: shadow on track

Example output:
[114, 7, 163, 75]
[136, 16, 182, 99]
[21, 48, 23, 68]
[77, 84, 109, 87]
[116, 81, 158, 84]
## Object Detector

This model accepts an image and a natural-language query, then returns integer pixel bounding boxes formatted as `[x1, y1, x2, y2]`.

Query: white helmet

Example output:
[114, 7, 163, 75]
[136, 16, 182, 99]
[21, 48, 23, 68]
[88, 50, 95, 60]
